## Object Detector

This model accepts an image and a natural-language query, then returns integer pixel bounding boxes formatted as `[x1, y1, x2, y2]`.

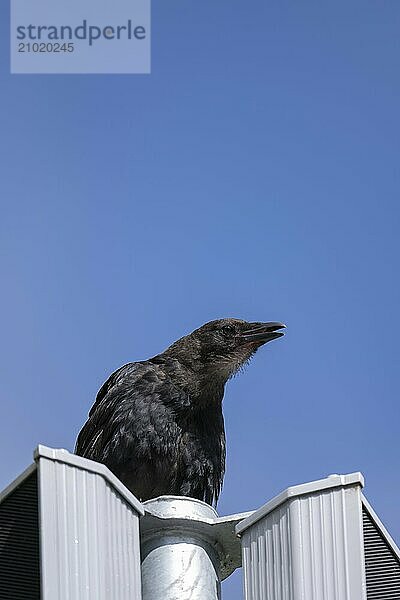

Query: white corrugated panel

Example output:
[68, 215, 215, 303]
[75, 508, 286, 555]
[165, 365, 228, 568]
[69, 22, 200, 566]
[36, 446, 143, 600]
[237, 473, 367, 600]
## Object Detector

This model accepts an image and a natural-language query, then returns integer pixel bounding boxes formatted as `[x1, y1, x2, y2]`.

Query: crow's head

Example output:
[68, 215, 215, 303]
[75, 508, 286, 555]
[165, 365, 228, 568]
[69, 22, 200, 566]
[168, 318, 285, 381]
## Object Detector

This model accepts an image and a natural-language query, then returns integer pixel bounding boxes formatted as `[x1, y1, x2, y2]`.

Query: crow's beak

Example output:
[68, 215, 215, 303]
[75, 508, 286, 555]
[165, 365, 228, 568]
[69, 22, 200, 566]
[240, 322, 286, 344]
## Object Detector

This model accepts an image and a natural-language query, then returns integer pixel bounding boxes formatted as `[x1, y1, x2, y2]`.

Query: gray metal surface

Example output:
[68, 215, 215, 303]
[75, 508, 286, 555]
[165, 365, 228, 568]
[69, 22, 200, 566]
[141, 496, 221, 600]
[0, 463, 37, 505]
[140, 496, 250, 600]
[0, 468, 40, 599]
[237, 473, 367, 600]
[362, 496, 400, 599]
[35, 445, 143, 600]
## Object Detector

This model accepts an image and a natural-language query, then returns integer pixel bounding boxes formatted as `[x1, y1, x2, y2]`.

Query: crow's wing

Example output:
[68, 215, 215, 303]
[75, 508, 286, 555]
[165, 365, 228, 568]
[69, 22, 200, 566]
[75, 360, 191, 465]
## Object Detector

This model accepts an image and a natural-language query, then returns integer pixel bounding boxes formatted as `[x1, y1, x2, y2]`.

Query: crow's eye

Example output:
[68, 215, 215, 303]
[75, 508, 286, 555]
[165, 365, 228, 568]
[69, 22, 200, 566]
[221, 325, 235, 335]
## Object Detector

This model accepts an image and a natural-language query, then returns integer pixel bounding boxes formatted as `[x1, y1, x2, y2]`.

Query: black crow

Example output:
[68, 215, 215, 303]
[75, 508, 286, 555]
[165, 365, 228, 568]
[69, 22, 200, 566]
[75, 318, 285, 506]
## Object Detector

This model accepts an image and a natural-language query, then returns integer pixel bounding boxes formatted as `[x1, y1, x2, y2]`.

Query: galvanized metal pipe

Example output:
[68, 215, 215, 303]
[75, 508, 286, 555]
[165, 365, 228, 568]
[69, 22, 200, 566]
[140, 496, 222, 600]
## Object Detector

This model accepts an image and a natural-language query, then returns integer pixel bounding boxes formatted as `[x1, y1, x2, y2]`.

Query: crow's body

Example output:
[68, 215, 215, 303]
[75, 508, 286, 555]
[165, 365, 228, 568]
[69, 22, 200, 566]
[76, 358, 225, 504]
[75, 318, 284, 506]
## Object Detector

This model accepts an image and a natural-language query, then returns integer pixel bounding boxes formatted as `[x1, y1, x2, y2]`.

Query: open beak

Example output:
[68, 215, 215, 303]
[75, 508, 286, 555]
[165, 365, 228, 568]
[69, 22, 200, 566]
[240, 322, 286, 344]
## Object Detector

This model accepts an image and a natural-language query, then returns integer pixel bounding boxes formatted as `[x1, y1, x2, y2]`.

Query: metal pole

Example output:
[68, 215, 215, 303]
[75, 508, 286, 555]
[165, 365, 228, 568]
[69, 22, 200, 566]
[140, 496, 221, 600]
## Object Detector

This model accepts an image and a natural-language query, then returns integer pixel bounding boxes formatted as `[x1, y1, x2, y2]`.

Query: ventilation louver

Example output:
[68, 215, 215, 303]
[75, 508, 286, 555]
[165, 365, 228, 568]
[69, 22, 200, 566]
[0, 470, 40, 600]
[363, 505, 400, 599]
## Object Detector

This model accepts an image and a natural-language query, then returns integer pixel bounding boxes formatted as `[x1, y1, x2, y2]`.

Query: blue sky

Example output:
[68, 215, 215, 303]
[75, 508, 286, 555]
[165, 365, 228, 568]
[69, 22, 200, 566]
[1, 2, 399, 597]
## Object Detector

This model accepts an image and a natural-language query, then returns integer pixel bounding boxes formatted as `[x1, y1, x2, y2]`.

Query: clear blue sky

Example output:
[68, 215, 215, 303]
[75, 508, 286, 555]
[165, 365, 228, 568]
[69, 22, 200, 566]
[1, 2, 399, 597]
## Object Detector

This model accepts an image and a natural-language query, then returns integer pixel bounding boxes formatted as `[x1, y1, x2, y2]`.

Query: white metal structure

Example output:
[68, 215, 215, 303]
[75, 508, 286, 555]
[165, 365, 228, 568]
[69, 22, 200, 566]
[0, 445, 144, 600]
[236, 472, 400, 600]
[1, 450, 399, 600]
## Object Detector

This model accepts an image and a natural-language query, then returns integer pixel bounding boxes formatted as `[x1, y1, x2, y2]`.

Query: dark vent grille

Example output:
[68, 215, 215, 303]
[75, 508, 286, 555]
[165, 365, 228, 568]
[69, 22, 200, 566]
[363, 506, 400, 599]
[0, 470, 40, 599]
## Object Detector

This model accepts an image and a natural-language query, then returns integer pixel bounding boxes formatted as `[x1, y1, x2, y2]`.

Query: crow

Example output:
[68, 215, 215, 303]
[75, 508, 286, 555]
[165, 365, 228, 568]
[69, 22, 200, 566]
[75, 318, 285, 506]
